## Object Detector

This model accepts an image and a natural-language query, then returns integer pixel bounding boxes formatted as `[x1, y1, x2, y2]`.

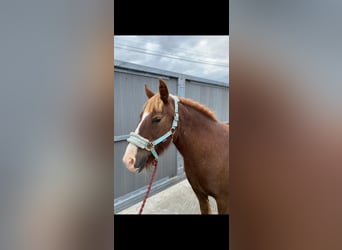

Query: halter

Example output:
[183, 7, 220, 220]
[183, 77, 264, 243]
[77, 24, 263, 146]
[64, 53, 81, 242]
[127, 95, 179, 159]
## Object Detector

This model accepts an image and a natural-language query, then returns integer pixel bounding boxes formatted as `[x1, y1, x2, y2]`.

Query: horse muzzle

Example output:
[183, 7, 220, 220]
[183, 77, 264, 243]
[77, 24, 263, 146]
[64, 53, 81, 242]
[134, 154, 149, 172]
[122, 143, 151, 173]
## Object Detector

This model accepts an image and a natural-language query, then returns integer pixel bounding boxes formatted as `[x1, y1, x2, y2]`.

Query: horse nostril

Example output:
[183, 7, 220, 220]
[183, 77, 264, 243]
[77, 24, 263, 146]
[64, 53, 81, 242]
[129, 158, 135, 166]
[123, 155, 135, 168]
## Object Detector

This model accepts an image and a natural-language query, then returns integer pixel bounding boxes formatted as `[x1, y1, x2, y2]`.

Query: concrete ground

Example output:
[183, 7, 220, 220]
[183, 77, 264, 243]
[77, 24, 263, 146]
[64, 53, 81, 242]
[117, 179, 218, 214]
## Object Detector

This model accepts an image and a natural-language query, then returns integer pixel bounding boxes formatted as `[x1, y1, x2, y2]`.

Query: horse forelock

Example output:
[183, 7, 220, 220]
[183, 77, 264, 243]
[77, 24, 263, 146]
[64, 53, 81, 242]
[143, 94, 164, 113]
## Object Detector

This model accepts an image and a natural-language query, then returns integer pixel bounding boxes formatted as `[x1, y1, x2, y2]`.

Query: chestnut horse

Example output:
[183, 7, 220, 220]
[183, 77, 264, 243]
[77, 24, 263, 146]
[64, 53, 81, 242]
[122, 79, 229, 214]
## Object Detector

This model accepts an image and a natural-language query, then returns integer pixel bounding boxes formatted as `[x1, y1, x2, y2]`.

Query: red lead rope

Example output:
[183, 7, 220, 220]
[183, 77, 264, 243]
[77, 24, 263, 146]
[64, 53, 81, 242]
[138, 159, 158, 214]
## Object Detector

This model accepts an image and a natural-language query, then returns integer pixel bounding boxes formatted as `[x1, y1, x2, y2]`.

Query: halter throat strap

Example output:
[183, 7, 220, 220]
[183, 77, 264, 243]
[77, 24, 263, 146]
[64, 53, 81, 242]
[127, 95, 179, 159]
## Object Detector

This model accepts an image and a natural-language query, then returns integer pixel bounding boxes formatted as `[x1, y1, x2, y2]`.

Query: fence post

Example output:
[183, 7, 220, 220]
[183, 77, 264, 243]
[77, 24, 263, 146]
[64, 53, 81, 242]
[176, 76, 186, 176]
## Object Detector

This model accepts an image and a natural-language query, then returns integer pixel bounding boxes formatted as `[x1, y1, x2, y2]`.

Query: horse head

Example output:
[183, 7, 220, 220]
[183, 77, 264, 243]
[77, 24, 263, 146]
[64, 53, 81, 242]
[122, 79, 178, 172]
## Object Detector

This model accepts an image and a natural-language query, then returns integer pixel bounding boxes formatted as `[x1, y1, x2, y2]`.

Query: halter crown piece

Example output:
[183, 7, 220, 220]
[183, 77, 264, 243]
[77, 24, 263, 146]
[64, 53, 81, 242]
[127, 95, 179, 159]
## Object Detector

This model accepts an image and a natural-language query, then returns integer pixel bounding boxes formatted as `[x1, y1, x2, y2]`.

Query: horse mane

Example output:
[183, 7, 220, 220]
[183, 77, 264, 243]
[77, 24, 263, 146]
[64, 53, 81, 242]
[179, 97, 218, 121]
[143, 94, 218, 121]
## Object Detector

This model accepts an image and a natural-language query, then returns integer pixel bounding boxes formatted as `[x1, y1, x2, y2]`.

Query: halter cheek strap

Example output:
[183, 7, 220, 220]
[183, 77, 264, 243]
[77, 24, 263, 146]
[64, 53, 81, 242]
[127, 95, 179, 160]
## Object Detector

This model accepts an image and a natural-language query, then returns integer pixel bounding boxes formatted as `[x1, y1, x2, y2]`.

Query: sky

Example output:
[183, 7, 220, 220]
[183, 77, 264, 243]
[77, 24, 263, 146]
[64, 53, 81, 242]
[114, 35, 229, 84]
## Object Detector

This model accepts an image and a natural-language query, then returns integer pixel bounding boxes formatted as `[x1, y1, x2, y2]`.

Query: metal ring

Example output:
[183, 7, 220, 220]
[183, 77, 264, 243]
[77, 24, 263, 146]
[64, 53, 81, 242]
[146, 142, 154, 150]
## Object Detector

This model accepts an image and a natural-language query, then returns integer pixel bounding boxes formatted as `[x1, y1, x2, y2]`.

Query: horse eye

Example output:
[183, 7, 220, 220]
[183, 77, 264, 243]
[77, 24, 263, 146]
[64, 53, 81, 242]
[152, 117, 161, 123]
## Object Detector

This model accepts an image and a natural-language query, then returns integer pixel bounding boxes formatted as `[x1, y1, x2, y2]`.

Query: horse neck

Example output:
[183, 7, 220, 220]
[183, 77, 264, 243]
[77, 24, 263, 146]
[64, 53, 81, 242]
[172, 102, 217, 157]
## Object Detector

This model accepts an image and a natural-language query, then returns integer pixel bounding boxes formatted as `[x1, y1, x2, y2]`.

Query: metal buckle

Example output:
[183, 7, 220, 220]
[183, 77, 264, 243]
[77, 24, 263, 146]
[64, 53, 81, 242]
[146, 142, 154, 150]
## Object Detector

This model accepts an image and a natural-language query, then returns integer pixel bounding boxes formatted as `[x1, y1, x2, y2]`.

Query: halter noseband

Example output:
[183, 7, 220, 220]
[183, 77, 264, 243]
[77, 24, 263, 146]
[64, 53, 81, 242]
[127, 95, 179, 159]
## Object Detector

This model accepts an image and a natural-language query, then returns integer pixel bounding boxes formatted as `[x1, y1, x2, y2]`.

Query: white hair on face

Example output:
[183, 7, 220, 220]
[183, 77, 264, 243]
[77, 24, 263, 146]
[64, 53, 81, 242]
[135, 112, 150, 133]
[122, 112, 150, 172]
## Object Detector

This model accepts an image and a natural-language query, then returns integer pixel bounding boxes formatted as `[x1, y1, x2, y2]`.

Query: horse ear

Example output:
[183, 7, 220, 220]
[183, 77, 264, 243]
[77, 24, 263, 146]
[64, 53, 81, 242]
[144, 84, 155, 99]
[159, 79, 169, 104]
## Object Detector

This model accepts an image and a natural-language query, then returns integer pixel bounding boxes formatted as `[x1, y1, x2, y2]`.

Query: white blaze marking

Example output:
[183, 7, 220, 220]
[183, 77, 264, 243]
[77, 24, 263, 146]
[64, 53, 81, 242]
[135, 112, 150, 133]
[122, 112, 150, 172]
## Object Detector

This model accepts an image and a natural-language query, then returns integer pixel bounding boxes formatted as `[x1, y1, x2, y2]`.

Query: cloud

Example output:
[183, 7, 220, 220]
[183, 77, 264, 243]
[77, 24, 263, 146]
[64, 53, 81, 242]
[114, 35, 229, 83]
